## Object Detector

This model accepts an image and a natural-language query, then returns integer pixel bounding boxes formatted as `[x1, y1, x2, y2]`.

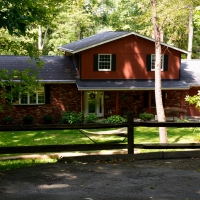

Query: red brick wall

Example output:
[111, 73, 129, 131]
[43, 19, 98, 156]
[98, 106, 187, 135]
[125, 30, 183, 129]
[0, 84, 81, 125]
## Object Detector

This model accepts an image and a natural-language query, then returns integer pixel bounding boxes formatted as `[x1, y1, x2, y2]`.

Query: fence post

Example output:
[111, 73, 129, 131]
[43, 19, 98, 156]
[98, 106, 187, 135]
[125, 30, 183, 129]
[127, 112, 134, 154]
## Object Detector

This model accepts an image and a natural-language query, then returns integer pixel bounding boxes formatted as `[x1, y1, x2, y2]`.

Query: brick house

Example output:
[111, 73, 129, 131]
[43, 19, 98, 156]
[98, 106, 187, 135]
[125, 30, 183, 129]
[1, 31, 200, 124]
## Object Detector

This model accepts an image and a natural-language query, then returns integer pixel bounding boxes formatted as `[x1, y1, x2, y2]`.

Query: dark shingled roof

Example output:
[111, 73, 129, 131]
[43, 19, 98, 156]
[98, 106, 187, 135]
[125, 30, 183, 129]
[58, 31, 131, 53]
[58, 31, 188, 54]
[0, 55, 78, 83]
[181, 59, 200, 86]
[1, 55, 199, 90]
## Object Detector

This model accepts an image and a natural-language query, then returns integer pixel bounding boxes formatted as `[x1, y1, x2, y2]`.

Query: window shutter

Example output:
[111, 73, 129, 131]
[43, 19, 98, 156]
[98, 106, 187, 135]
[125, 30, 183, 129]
[146, 55, 151, 71]
[111, 54, 116, 71]
[94, 54, 98, 71]
[143, 91, 149, 108]
[163, 55, 168, 71]
[45, 84, 50, 104]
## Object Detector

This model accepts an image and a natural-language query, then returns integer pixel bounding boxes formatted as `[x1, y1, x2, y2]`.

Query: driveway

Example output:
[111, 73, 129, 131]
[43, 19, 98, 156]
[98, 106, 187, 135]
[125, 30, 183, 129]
[0, 154, 199, 200]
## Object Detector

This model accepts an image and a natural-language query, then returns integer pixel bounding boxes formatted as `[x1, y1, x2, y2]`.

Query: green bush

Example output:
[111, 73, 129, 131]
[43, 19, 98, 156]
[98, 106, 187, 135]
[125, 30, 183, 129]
[2, 116, 13, 125]
[106, 115, 126, 123]
[61, 111, 83, 124]
[139, 112, 154, 121]
[43, 115, 53, 124]
[23, 115, 33, 124]
[85, 113, 98, 123]
[176, 118, 189, 122]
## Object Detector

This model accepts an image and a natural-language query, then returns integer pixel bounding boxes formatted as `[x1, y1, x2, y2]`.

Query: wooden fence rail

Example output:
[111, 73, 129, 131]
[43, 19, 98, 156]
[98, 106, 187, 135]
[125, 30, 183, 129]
[0, 112, 199, 155]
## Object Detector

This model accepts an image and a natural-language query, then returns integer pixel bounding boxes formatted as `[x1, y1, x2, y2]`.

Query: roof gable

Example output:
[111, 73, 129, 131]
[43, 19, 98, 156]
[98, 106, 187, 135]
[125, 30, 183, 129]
[58, 31, 188, 54]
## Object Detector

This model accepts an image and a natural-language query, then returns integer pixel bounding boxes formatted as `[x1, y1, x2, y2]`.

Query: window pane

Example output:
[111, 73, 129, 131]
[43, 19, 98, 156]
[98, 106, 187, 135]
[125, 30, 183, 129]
[38, 89, 45, 104]
[30, 93, 36, 104]
[99, 55, 111, 70]
[21, 95, 28, 104]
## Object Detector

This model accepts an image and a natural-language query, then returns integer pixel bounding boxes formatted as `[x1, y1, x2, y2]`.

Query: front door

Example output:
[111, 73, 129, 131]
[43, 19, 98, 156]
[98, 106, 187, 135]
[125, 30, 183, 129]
[85, 91, 104, 117]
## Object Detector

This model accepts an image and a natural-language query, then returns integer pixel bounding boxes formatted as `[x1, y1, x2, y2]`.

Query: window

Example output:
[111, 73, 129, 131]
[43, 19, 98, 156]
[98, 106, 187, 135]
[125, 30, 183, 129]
[98, 54, 112, 71]
[151, 54, 164, 71]
[94, 54, 116, 71]
[146, 54, 168, 71]
[14, 87, 45, 105]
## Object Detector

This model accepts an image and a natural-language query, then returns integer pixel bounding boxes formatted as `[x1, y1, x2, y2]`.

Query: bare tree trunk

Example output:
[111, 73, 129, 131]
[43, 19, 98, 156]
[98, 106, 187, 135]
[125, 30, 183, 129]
[187, 6, 193, 60]
[38, 25, 49, 51]
[151, 0, 168, 143]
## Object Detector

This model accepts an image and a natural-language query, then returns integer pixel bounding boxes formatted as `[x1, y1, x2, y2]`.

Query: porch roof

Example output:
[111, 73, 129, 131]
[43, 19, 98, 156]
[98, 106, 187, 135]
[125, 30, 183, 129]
[76, 79, 189, 91]
[0, 55, 78, 83]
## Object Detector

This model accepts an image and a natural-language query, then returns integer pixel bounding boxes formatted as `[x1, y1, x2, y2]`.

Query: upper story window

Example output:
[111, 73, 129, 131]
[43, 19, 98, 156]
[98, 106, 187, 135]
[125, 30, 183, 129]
[94, 54, 116, 71]
[98, 54, 112, 71]
[151, 54, 164, 71]
[14, 86, 45, 105]
[146, 54, 168, 71]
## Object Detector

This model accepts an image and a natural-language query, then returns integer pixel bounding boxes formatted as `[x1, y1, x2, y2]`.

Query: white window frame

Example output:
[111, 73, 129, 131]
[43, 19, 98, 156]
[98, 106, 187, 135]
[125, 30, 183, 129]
[15, 87, 45, 105]
[98, 54, 112, 71]
[151, 54, 164, 71]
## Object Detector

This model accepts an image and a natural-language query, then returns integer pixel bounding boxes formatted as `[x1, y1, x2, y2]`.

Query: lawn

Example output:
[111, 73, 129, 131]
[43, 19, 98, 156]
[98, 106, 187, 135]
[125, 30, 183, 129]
[0, 127, 199, 170]
[0, 127, 199, 147]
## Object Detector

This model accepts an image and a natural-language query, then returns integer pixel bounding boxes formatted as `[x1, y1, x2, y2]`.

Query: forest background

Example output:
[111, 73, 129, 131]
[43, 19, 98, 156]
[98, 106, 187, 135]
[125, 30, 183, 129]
[1, 0, 200, 58]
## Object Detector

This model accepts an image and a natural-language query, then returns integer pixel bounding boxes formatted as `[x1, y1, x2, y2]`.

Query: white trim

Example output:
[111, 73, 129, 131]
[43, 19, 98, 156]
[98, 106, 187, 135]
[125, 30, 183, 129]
[77, 87, 190, 91]
[58, 31, 188, 54]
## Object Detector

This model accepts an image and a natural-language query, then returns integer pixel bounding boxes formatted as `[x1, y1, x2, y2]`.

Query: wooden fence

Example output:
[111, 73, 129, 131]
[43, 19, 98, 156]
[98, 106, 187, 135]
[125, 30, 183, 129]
[0, 112, 200, 155]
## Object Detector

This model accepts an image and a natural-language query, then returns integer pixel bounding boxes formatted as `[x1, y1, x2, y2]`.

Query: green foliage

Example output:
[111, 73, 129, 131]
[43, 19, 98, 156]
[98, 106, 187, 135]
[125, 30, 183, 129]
[84, 113, 98, 123]
[176, 118, 189, 123]
[43, 115, 53, 124]
[2, 116, 13, 125]
[61, 111, 83, 124]
[106, 115, 126, 123]
[139, 113, 154, 121]
[185, 91, 200, 111]
[23, 115, 34, 125]
[0, 158, 56, 171]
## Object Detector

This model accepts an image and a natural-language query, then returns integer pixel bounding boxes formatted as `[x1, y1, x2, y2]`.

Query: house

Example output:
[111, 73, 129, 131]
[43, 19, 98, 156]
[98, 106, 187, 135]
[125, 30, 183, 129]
[0, 31, 200, 124]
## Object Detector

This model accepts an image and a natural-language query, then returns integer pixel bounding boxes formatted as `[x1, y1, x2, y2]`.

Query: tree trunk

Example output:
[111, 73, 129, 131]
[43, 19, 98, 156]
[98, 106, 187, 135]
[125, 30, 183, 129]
[38, 25, 49, 51]
[187, 6, 193, 60]
[151, 0, 168, 143]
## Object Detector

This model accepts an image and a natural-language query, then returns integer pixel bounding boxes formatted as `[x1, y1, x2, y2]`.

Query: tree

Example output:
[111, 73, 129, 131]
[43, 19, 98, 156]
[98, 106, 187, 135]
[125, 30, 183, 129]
[0, 0, 60, 110]
[185, 91, 200, 111]
[150, 0, 168, 143]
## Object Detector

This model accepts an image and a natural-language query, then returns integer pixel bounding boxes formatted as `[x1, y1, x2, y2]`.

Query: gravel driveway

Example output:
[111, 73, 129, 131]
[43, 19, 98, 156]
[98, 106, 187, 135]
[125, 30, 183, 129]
[0, 154, 199, 200]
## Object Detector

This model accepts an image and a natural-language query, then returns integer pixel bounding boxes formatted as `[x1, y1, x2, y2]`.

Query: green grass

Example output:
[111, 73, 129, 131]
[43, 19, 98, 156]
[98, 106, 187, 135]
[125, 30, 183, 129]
[0, 127, 199, 171]
[0, 158, 57, 171]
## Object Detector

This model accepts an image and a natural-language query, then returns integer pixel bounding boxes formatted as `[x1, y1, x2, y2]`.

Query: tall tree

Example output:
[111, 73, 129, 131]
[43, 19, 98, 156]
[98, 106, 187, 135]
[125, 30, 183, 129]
[150, 0, 168, 143]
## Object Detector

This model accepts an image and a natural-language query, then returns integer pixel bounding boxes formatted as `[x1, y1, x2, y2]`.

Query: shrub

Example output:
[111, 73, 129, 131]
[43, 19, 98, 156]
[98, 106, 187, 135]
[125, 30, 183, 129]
[43, 115, 53, 124]
[23, 115, 33, 124]
[85, 113, 98, 123]
[106, 115, 126, 123]
[176, 118, 189, 123]
[98, 118, 109, 123]
[2, 116, 13, 125]
[139, 113, 154, 121]
[61, 111, 83, 124]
